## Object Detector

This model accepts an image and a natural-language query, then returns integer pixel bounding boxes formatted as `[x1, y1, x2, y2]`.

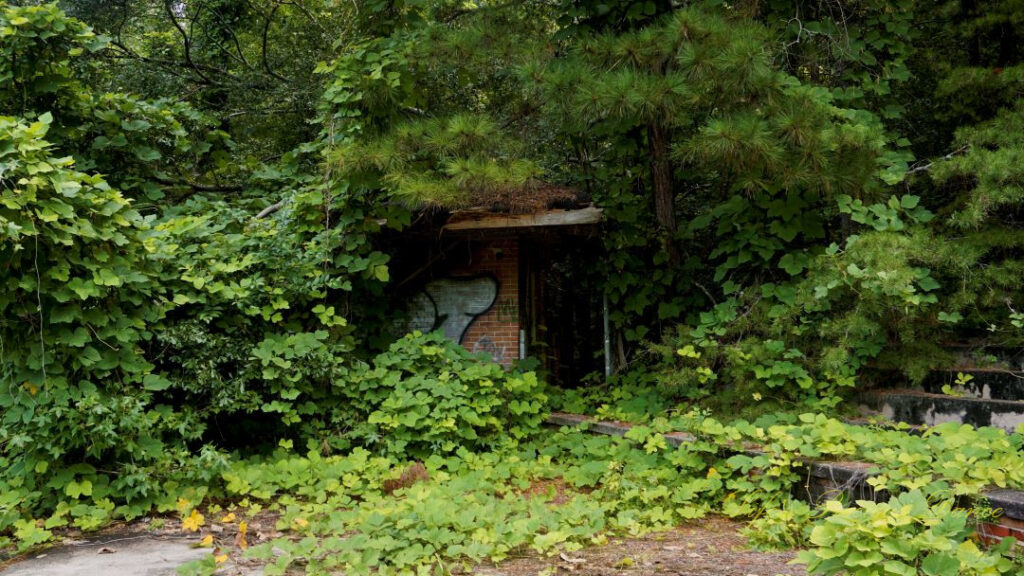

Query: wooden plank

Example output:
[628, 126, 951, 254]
[443, 205, 602, 231]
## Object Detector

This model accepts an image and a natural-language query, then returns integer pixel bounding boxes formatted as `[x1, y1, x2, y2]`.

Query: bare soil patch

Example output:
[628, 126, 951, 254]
[476, 517, 803, 576]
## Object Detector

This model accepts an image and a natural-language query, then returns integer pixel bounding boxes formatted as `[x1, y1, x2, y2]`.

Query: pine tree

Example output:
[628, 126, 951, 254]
[530, 7, 884, 264]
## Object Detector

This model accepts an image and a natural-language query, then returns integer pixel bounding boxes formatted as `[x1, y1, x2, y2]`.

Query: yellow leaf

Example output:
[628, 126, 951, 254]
[176, 498, 191, 513]
[182, 509, 205, 532]
[198, 535, 214, 548]
[293, 517, 308, 528]
[215, 554, 228, 564]
[235, 521, 248, 550]
[220, 513, 236, 524]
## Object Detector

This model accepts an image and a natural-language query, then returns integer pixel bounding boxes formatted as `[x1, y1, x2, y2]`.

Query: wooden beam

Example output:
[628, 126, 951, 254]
[443, 205, 602, 231]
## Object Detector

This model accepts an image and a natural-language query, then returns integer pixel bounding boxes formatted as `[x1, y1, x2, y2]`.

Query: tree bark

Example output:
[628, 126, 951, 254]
[647, 122, 679, 262]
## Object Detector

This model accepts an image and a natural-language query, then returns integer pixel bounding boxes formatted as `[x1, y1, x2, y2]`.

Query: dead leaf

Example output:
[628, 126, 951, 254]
[234, 521, 249, 550]
[559, 553, 585, 564]
[97, 547, 116, 554]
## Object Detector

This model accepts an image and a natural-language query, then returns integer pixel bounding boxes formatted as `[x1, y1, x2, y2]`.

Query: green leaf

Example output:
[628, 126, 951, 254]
[921, 553, 959, 576]
[624, 425, 652, 442]
[121, 119, 151, 132]
[899, 195, 920, 209]
[67, 278, 99, 300]
[65, 480, 93, 499]
[94, 268, 122, 287]
[65, 327, 90, 347]
[917, 275, 940, 292]
[142, 374, 172, 391]
[133, 146, 161, 161]
[778, 253, 807, 276]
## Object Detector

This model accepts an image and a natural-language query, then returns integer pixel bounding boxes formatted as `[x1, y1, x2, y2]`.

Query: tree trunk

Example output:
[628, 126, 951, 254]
[647, 122, 679, 262]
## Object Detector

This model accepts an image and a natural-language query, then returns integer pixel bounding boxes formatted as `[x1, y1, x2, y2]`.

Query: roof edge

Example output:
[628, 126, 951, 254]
[442, 204, 602, 231]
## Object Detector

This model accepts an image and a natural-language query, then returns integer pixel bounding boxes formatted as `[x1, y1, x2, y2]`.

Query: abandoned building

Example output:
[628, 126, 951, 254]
[387, 192, 607, 384]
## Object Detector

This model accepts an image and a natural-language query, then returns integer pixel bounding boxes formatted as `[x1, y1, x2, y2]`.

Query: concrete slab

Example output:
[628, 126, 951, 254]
[0, 534, 212, 576]
[986, 488, 1024, 520]
[868, 390, 1024, 433]
[920, 369, 1024, 401]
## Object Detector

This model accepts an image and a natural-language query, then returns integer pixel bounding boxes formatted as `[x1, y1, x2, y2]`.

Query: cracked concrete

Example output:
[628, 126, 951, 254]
[0, 533, 221, 576]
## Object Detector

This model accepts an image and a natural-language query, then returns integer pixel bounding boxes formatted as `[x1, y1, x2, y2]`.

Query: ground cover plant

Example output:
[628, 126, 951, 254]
[173, 412, 1023, 575]
[4, 1, 1024, 575]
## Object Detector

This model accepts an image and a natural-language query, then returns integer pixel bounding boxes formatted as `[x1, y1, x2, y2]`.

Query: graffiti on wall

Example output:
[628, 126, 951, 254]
[471, 337, 506, 365]
[406, 276, 499, 343]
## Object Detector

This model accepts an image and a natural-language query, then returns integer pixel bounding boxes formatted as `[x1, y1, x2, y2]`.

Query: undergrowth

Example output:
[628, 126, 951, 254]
[2, 325, 1021, 575]
[168, 413, 1022, 575]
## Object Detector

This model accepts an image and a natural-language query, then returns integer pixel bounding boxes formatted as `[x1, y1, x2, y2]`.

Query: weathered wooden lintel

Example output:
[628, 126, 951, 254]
[442, 205, 602, 231]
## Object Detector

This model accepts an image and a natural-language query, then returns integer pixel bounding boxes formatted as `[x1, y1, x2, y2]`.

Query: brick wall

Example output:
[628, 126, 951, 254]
[980, 517, 1024, 545]
[450, 237, 520, 366]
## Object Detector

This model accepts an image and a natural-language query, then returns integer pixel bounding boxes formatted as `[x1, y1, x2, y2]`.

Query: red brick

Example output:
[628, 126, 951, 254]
[447, 236, 521, 366]
[981, 523, 1011, 539]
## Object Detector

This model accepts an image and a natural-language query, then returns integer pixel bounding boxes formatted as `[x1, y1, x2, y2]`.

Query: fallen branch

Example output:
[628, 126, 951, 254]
[255, 200, 286, 219]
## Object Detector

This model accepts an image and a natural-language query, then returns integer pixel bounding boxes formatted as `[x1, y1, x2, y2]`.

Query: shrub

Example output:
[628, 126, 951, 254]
[797, 491, 1020, 576]
[340, 331, 548, 458]
[0, 113, 189, 535]
[743, 498, 815, 551]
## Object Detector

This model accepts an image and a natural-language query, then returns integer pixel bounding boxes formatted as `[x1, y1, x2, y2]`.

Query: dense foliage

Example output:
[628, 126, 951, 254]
[3, 0, 1024, 574]
[171, 413, 1022, 576]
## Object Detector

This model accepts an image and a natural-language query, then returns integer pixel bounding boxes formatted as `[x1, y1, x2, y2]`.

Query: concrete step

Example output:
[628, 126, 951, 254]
[546, 412, 1024, 540]
[864, 389, 1024, 434]
[918, 369, 1024, 401]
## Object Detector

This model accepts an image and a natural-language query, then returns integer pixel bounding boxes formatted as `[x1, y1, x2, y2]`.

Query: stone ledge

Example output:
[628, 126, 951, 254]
[545, 412, 1024, 524]
[920, 370, 1024, 401]
[985, 489, 1024, 520]
[863, 390, 1024, 433]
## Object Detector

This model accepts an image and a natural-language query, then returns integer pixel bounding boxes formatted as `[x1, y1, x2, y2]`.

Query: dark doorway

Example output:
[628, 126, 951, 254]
[521, 235, 605, 386]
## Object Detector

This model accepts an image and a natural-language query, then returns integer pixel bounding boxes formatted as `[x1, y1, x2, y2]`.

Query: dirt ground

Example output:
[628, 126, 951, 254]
[476, 517, 803, 576]
[223, 513, 805, 575]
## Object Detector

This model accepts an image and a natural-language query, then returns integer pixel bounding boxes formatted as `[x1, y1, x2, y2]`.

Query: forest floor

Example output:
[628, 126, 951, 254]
[0, 514, 801, 576]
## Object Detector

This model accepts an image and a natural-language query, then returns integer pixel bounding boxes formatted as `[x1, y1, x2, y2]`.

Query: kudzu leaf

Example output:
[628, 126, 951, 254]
[921, 552, 959, 576]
